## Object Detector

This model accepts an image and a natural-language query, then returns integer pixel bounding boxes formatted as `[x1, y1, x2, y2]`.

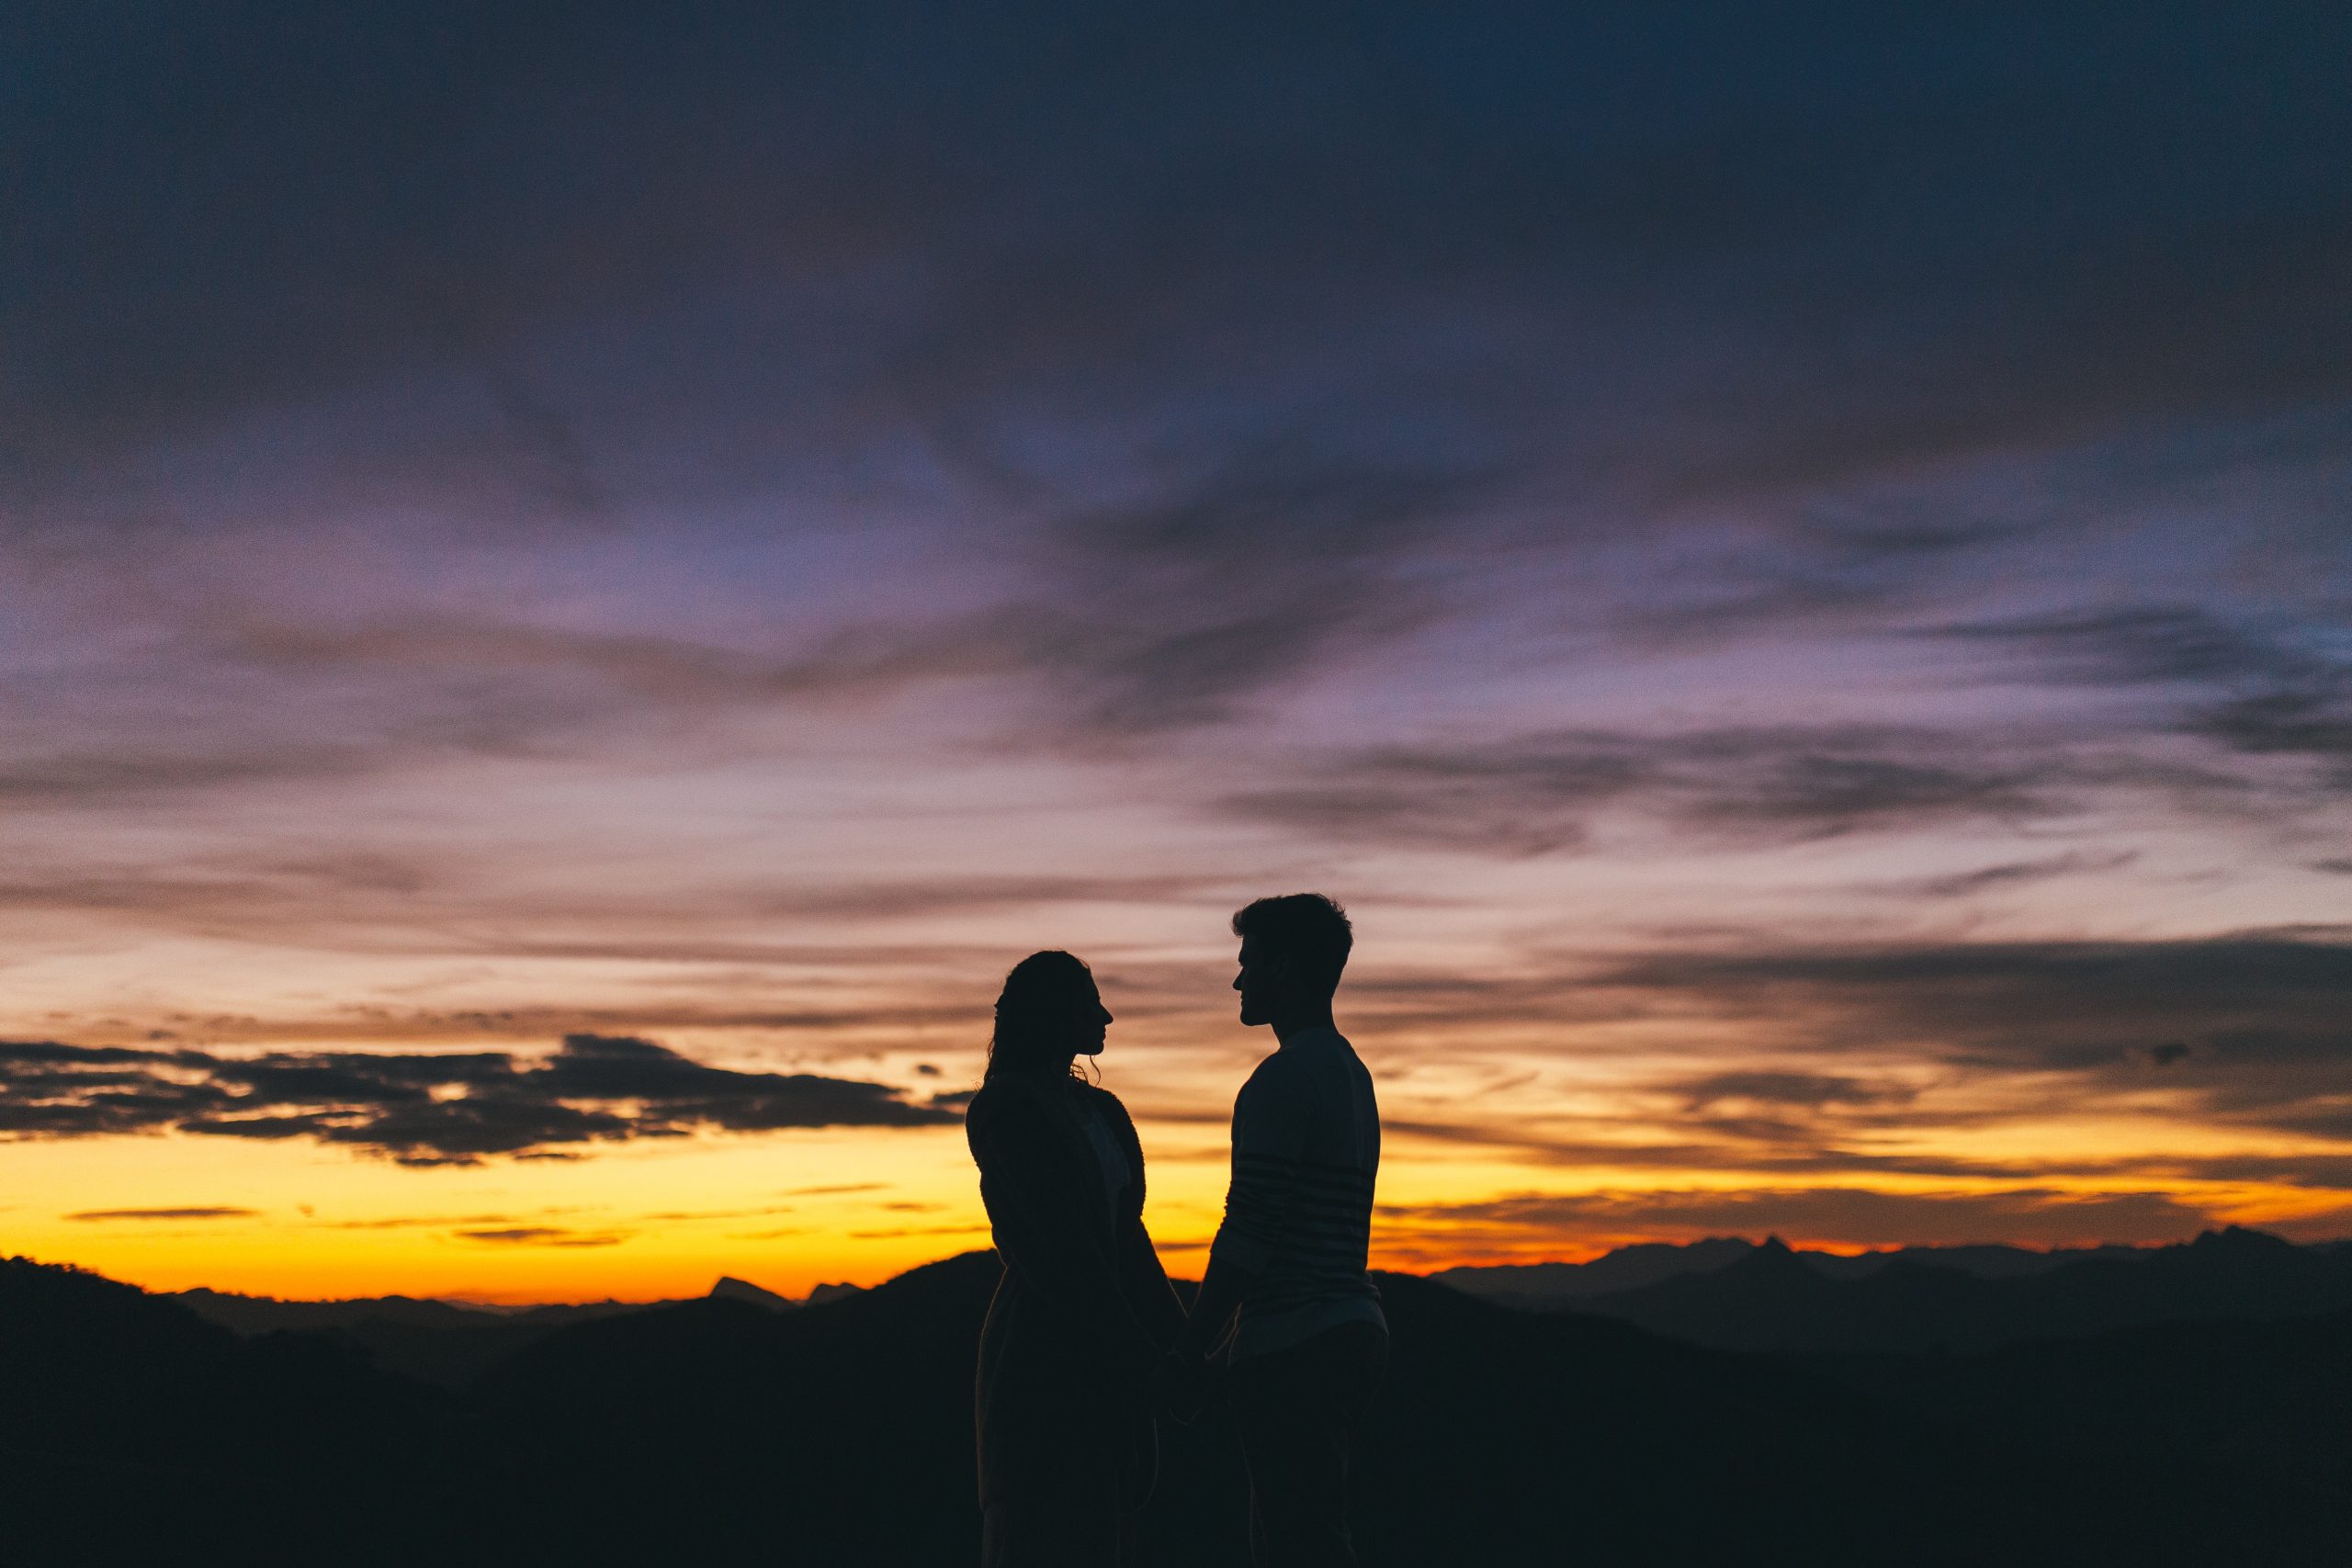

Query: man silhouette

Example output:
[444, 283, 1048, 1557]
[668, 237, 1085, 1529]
[1177, 894, 1385, 1567]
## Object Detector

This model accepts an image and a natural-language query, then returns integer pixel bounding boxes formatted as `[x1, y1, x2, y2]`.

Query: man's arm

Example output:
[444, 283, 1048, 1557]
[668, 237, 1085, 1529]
[1175, 1247, 1259, 1362]
[1177, 1066, 1293, 1361]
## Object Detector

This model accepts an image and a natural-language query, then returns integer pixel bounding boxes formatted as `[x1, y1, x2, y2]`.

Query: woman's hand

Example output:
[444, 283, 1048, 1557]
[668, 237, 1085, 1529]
[1150, 1350, 1210, 1425]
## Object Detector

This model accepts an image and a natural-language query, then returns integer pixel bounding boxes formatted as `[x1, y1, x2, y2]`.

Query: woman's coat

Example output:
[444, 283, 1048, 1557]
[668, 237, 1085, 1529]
[965, 1072, 1186, 1509]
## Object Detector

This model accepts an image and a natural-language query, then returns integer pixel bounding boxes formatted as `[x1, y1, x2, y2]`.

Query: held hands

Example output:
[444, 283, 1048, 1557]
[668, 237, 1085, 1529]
[1150, 1349, 1212, 1425]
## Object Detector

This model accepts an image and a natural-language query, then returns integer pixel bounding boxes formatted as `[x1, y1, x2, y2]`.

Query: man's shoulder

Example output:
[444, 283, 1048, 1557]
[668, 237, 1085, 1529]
[1240, 1044, 1308, 1096]
[1238, 1031, 1368, 1111]
[1267, 1029, 1361, 1078]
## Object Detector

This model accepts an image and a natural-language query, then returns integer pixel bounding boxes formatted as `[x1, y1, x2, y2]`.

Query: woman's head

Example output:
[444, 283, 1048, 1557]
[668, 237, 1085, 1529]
[987, 950, 1113, 1079]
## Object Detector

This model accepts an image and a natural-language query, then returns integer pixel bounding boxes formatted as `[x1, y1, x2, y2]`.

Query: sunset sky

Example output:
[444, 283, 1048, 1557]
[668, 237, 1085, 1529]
[6, 3, 2350, 1303]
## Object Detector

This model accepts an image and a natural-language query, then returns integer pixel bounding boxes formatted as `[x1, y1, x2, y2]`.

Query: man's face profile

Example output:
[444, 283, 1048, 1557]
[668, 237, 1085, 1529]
[1234, 937, 1277, 1027]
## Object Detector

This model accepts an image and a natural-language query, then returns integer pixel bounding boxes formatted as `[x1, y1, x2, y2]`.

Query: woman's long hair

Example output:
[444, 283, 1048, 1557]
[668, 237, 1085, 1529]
[986, 950, 1094, 1081]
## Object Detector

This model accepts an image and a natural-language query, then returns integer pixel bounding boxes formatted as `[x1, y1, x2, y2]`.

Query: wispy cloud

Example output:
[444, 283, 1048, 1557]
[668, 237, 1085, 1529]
[65, 1206, 257, 1222]
[455, 1226, 629, 1248]
[1925, 604, 2352, 788]
[2195, 688, 2352, 780]
[846, 1224, 989, 1240]
[1003, 452, 1488, 736]
[1220, 724, 2071, 855]
[1927, 605, 2318, 688]
[1675, 1071, 1913, 1112]
[1872, 851, 2140, 901]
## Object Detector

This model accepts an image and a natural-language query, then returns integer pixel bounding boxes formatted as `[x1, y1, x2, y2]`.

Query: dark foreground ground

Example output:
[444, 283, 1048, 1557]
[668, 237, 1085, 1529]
[6, 1248, 2350, 1566]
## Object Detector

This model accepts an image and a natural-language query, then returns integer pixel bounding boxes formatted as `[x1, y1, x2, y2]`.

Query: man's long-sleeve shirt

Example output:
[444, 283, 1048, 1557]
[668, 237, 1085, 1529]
[1208, 1025, 1385, 1360]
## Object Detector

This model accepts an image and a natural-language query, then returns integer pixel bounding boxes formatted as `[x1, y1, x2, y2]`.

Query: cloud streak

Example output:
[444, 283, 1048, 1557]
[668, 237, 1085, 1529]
[455, 1226, 630, 1247]
[0, 1033, 956, 1167]
[1221, 724, 2079, 855]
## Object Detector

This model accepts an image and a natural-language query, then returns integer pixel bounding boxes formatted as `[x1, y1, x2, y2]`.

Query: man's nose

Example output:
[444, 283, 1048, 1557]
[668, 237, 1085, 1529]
[1232, 971, 1245, 991]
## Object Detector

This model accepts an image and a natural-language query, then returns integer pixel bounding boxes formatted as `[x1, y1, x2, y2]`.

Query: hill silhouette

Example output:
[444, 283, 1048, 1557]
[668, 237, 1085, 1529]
[1431, 1235, 1758, 1303]
[1538, 1227, 2352, 1354]
[1, 1257, 456, 1565]
[6, 1247, 2350, 1564]
[167, 1280, 822, 1335]
[1437, 1234, 2177, 1310]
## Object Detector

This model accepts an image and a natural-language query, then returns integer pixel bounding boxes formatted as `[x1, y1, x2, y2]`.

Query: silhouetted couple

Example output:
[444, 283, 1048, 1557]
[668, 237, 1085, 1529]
[967, 894, 1385, 1568]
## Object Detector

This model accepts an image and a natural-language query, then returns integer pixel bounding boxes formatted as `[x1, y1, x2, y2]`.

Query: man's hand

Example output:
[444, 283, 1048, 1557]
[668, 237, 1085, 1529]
[1176, 1249, 1259, 1366]
[1151, 1350, 1210, 1425]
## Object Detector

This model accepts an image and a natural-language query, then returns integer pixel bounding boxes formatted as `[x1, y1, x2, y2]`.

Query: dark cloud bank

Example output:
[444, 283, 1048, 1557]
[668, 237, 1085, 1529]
[1383, 1185, 2222, 1251]
[0, 1032, 957, 1166]
[1597, 931, 2352, 1150]
[1348, 930, 2352, 1214]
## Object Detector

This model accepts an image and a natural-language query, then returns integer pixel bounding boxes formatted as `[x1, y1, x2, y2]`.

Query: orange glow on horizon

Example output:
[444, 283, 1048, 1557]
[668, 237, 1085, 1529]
[8, 1114, 2346, 1304]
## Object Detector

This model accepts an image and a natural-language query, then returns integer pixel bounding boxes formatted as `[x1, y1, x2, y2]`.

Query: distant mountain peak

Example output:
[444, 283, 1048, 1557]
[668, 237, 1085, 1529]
[2190, 1226, 2292, 1255]
[1715, 1236, 1823, 1284]
[708, 1277, 795, 1311]
[805, 1281, 865, 1304]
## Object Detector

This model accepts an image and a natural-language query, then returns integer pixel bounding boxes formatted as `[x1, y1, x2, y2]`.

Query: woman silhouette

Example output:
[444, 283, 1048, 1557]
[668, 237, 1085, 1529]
[966, 951, 1185, 1567]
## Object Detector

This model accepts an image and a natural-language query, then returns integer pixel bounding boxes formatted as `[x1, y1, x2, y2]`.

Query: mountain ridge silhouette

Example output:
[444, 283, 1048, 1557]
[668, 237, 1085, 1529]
[8, 1243, 2350, 1563]
[1437, 1226, 2352, 1351]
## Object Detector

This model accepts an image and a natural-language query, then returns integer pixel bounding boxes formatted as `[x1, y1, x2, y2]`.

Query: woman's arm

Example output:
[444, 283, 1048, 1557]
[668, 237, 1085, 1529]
[1116, 1213, 1187, 1351]
[1101, 1094, 1187, 1351]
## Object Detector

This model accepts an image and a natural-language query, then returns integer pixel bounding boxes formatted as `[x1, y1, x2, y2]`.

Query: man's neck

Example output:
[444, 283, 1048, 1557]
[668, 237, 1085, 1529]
[1270, 1005, 1337, 1045]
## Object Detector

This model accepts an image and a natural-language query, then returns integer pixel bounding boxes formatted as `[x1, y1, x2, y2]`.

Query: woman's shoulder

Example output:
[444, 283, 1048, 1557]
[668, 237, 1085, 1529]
[966, 1080, 1050, 1167]
[971, 1073, 1127, 1112]
[967, 1072, 1084, 1125]
[966, 1076, 1033, 1120]
[1071, 1079, 1136, 1127]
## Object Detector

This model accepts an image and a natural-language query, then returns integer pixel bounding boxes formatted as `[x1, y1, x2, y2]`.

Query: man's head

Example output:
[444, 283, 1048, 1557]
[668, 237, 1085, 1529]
[1231, 893, 1352, 1028]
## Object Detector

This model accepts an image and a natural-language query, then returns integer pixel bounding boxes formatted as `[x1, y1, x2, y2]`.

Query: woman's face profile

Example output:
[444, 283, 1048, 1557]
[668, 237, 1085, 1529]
[1070, 982, 1114, 1057]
